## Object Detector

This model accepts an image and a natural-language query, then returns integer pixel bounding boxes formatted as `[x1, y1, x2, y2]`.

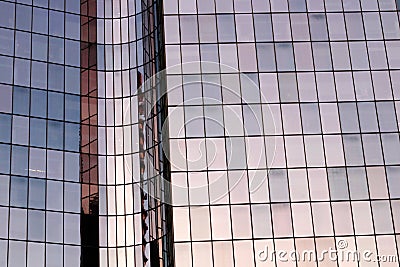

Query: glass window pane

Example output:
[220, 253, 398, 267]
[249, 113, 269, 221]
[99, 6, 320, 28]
[387, 166, 400, 198]
[271, 204, 293, 237]
[64, 214, 80, 244]
[282, 104, 302, 134]
[32, 34, 48, 61]
[278, 73, 298, 102]
[64, 182, 80, 213]
[364, 13, 383, 39]
[254, 14, 272, 41]
[352, 202, 373, 235]
[0, 114, 11, 142]
[358, 102, 378, 132]
[29, 178, 46, 209]
[272, 14, 291, 41]
[46, 244, 63, 267]
[14, 58, 31, 86]
[29, 148, 46, 178]
[217, 15, 236, 42]
[10, 176, 28, 207]
[33, 7, 48, 34]
[327, 13, 347, 40]
[12, 116, 29, 145]
[15, 31, 31, 59]
[339, 103, 359, 133]
[372, 201, 394, 234]
[65, 123, 80, 152]
[292, 203, 313, 236]
[0, 144, 10, 174]
[0, 56, 13, 84]
[312, 43, 332, 71]
[48, 92, 64, 120]
[0, 207, 8, 238]
[343, 135, 364, 166]
[345, 13, 365, 40]
[204, 106, 224, 137]
[348, 167, 369, 200]
[304, 136, 325, 167]
[332, 202, 353, 235]
[256, 43, 275, 71]
[30, 118, 47, 147]
[231, 205, 252, 239]
[48, 121, 64, 149]
[377, 102, 397, 132]
[362, 134, 384, 165]
[0, 84, 12, 113]
[11, 146, 28, 176]
[251, 205, 272, 237]
[47, 150, 63, 180]
[65, 39, 80, 67]
[291, 13, 310, 41]
[31, 61, 48, 89]
[48, 64, 64, 92]
[269, 170, 289, 202]
[16, 4, 32, 31]
[309, 14, 328, 41]
[49, 10, 64, 36]
[47, 181, 63, 211]
[190, 206, 211, 240]
[65, 67, 80, 94]
[328, 168, 349, 200]
[28, 243, 45, 267]
[349, 42, 369, 70]
[331, 42, 350, 70]
[382, 133, 400, 165]
[180, 16, 198, 43]
[0, 2, 15, 28]
[65, 14, 80, 40]
[9, 241, 26, 267]
[381, 12, 400, 39]
[288, 0, 306, 11]
[46, 212, 63, 242]
[49, 37, 64, 64]
[64, 245, 80, 267]
[276, 43, 295, 71]
[0, 175, 9, 205]
[30, 89, 47, 118]
[28, 210, 45, 241]
[184, 106, 204, 137]
[13, 86, 30, 115]
[9, 208, 27, 239]
[226, 137, 246, 169]
[238, 43, 257, 71]
[235, 14, 254, 42]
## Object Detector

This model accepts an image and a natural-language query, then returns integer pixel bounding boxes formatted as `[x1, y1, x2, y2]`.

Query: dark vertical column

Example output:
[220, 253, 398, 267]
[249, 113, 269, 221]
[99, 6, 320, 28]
[80, 0, 99, 266]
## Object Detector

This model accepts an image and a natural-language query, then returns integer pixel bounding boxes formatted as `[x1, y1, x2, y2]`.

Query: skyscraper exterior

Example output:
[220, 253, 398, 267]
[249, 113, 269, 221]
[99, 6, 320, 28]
[0, 0, 400, 267]
[163, 0, 400, 266]
[0, 0, 172, 266]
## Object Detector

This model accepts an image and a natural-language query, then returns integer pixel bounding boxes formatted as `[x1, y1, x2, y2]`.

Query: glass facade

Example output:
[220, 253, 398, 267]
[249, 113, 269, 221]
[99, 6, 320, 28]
[163, 0, 400, 266]
[0, 0, 400, 266]
[0, 0, 172, 266]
